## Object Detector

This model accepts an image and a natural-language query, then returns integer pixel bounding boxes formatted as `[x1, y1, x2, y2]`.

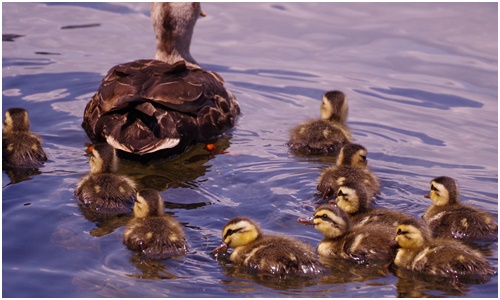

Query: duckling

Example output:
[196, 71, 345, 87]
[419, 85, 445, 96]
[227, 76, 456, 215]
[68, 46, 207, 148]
[124, 189, 188, 259]
[423, 176, 497, 241]
[394, 218, 496, 278]
[335, 182, 415, 228]
[317, 143, 380, 200]
[75, 143, 136, 214]
[3, 108, 47, 168]
[298, 204, 396, 264]
[212, 216, 325, 276]
[82, 3, 240, 159]
[288, 90, 351, 155]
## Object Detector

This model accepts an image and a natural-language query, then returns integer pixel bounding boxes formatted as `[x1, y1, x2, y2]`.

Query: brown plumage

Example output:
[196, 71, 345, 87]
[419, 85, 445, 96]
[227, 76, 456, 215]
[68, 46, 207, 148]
[3, 108, 47, 168]
[423, 176, 498, 241]
[288, 90, 351, 155]
[317, 143, 380, 200]
[75, 143, 136, 215]
[124, 189, 188, 259]
[335, 181, 416, 229]
[82, 3, 239, 158]
[394, 218, 496, 278]
[213, 216, 325, 276]
[299, 204, 396, 264]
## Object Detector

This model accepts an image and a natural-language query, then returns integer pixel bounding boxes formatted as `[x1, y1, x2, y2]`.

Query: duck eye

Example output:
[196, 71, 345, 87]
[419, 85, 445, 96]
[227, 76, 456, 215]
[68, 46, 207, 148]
[226, 229, 234, 236]
[337, 190, 346, 197]
[430, 184, 438, 191]
[321, 214, 328, 220]
[360, 155, 366, 161]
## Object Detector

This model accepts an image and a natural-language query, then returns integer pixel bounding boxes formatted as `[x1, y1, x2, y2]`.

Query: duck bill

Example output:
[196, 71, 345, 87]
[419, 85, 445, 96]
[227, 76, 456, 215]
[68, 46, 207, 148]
[212, 241, 228, 254]
[424, 194, 430, 198]
[297, 217, 315, 226]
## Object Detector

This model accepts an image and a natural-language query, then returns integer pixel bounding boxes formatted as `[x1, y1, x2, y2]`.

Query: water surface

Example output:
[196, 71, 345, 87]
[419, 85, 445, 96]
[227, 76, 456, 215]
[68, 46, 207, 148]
[2, 2, 498, 297]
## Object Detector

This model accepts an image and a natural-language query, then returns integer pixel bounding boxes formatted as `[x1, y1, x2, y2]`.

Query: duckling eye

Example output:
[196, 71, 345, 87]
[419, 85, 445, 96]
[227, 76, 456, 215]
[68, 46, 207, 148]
[360, 155, 366, 161]
[337, 190, 347, 198]
[397, 228, 408, 235]
[226, 229, 234, 236]
[430, 184, 438, 192]
[321, 214, 328, 220]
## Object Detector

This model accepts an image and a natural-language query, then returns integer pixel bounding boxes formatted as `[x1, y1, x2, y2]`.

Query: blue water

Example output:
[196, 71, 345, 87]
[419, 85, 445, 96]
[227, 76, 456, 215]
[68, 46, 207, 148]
[2, 2, 497, 297]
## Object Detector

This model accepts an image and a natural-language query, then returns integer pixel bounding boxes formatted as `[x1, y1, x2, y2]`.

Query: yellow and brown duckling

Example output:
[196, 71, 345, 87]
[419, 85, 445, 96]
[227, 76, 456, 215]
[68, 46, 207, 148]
[212, 216, 325, 276]
[298, 204, 396, 264]
[423, 176, 497, 241]
[317, 143, 380, 200]
[335, 182, 416, 228]
[288, 90, 351, 155]
[124, 189, 188, 259]
[82, 3, 239, 159]
[394, 218, 496, 278]
[75, 143, 136, 214]
[3, 108, 47, 168]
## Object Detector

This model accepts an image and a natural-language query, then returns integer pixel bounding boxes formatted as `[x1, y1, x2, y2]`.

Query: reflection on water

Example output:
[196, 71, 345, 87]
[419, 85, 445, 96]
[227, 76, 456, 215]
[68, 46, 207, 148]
[3, 2, 497, 298]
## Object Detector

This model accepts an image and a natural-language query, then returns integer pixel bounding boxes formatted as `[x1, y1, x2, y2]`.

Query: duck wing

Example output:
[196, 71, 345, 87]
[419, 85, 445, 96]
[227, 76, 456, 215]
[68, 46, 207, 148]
[82, 59, 239, 156]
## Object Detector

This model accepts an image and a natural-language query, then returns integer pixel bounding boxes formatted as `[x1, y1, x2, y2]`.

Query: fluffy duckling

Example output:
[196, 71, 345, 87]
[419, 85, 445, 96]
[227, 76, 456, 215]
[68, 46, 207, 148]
[288, 90, 351, 155]
[317, 143, 380, 200]
[212, 216, 325, 276]
[423, 176, 497, 241]
[124, 189, 188, 259]
[75, 143, 136, 214]
[3, 108, 47, 168]
[82, 3, 240, 159]
[394, 218, 496, 278]
[299, 204, 396, 264]
[335, 182, 415, 228]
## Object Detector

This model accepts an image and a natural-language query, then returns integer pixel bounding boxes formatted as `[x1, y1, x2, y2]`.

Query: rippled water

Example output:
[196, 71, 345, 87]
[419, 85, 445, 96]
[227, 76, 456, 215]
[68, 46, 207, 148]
[2, 2, 498, 298]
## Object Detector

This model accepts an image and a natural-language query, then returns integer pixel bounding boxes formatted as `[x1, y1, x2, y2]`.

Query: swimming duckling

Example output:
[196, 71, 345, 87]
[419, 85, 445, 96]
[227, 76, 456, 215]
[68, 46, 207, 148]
[317, 143, 380, 200]
[394, 218, 496, 278]
[124, 189, 188, 259]
[212, 216, 325, 276]
[82, 3, 240, 159]
[298, 204, 396, 264]
[75, 143, 136, 214]
[3, 108, 47, 168]
[335, 182, 415, 228]
[288, 90, 351, 155]
[423, 176, 497, 241]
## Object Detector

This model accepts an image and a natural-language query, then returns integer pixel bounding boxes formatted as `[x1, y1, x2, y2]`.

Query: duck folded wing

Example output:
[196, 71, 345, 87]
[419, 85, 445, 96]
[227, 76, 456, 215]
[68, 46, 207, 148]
[82, 60, 239, 155]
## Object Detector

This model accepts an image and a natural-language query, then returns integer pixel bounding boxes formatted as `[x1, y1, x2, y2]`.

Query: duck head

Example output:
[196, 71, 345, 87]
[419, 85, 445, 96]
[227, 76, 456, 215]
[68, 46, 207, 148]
[320, 90, 348, 122]
[299, 204, 350, 239]
[213, 217, 262, 253]
[134, 189, 165, 218]
[336, 182, 370, 215]
[87, 143, 119, 174]
[424, 176, 460, 206]
[151, 2, 206, 67]
[336, 143, 368, 167]
[3, 108, 30, 134]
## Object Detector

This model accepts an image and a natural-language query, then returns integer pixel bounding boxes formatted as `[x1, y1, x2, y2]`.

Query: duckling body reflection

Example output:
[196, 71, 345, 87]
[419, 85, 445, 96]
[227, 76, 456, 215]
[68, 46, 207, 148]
[288, 91, 351, 155]
[299, 204, 396, 264]
[213, 217, 325, 276]
[124, 189, 188, 259]
[317, 144, 379, 200]
[82, 3, 240, 158]
[423, 176, 497, 241]
[3, 108, 47, 168]
[394, 218, 496, 278]
[75, 143, 136, 214]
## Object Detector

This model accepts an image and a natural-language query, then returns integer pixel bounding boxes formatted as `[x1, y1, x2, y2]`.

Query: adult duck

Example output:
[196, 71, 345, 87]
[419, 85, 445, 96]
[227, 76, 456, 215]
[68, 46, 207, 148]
[82, 3, 240, 159]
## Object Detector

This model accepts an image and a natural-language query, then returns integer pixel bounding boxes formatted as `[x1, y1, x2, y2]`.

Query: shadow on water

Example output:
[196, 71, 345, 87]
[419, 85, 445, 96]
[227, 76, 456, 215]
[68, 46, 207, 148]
[356, 87, 484, 110]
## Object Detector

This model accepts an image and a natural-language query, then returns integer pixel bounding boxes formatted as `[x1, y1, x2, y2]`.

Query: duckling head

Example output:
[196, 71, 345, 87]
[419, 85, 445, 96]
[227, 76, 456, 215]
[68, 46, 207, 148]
[87, 143, 119, 174]
[336, 143, 368, 167]
[3, 108, 30, 134]
[299, 204, 350, 239]
[424, 176, 459, 206]
[320, 90, 348, 122]
[335, 182, 370, 215]
[212, 217, 262, 253]
[395, 218, 432, 250]
[133, 189, 165, 218]
[151, 2, 205, 67]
